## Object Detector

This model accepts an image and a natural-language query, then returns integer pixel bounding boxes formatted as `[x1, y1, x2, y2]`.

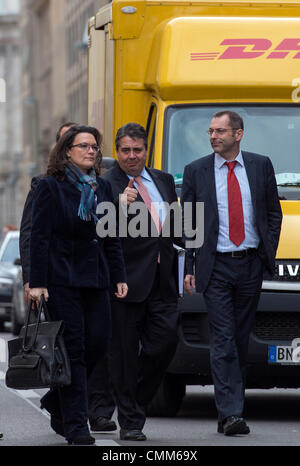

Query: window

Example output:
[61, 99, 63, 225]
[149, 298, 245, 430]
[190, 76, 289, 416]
[0, 237, 20, 263]
[146, 103, 157, 168]
[164, 105, 300, 194]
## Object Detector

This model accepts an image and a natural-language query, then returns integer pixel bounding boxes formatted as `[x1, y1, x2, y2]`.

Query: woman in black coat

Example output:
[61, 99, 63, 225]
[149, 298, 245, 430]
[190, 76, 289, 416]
[29, 125, 127, 445]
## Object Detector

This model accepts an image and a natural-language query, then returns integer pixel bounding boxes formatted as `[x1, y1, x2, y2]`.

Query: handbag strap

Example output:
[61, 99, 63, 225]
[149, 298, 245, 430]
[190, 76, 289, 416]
[40, 294, 51, 321]
[22, 294, 51, 352]
[22, 300, 42, 352]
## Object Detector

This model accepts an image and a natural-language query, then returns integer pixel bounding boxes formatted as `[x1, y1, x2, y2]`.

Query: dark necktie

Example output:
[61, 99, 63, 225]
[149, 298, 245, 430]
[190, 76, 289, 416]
[225, 161, 245, 246]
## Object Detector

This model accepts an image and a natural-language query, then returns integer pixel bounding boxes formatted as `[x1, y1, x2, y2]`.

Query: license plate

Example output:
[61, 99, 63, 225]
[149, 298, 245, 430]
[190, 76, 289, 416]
[268, 344, 300, 365]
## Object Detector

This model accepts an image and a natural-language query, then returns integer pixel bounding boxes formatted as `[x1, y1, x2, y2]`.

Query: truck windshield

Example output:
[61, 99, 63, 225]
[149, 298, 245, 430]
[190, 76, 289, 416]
[164, 105, 300, 195]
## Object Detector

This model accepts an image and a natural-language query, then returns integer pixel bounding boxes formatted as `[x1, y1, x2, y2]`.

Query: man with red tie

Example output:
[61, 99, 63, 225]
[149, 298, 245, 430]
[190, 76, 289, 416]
[102, 123, 182, 441]
[182, 110, 282, 436]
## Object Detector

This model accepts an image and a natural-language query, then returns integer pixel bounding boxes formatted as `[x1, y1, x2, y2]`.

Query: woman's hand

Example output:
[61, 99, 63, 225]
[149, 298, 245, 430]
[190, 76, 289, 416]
[24, 282, 31, 304]
[29, 287, 49, 304]
[115, 282, 128, 299]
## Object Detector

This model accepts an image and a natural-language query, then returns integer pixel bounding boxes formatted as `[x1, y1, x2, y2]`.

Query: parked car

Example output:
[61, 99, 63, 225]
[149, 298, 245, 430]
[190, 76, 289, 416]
[11, 261, 26, 335]
[0, 231, 25, 334]
[0, 262, 15, 331]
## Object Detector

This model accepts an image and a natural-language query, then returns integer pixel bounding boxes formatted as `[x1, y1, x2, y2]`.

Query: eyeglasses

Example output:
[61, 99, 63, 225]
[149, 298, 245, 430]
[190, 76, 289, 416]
[206, 128, 240, 136]
[71, 143, 100, 153]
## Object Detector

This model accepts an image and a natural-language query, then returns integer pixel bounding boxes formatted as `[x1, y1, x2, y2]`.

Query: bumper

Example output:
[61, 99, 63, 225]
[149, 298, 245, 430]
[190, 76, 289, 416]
[168, 290, 300, 388]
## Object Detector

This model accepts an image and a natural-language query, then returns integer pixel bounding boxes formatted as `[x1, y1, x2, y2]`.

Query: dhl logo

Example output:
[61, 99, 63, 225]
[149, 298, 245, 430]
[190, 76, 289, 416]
[191, 39, 300, 60]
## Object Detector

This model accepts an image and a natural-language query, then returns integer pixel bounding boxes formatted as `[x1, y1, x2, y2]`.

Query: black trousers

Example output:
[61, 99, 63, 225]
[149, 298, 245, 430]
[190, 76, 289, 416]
[44, 286, 111, 440]
[203, 251, 263, 422]
[88, 352, 115, 421]
[109, 268, 179, 430]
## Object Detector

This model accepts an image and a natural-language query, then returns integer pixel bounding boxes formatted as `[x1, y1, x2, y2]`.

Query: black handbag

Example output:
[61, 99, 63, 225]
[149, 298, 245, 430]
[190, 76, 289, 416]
[6, 295, 71, 390]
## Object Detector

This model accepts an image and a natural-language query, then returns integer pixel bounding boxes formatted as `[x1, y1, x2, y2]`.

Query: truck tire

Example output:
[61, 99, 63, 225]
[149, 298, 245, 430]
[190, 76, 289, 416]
[145, 375, 186, 417]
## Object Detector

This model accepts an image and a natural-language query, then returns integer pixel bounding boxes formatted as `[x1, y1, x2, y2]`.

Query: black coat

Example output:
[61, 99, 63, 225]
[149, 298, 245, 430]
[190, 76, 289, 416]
[181, 151, 283, 293]
[102, 164, 183, 303]
[29, 176, 126, 290]
[20, 175, 43, 284]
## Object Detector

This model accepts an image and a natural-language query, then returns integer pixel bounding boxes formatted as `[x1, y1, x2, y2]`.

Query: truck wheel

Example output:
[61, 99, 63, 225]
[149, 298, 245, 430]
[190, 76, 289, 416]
[145, 375, 186, 417]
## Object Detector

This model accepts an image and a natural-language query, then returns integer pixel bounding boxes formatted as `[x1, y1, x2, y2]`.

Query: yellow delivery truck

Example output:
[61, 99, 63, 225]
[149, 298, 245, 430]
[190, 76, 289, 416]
[88, 0, 300, 415]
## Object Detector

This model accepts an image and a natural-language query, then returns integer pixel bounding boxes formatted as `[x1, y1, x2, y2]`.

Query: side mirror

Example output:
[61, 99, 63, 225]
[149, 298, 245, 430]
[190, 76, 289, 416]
[14, 258, 21, 266]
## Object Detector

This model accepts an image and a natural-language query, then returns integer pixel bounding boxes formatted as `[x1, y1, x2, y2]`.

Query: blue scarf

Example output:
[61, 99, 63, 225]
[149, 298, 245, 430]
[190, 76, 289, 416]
[65, 162, 99, 224]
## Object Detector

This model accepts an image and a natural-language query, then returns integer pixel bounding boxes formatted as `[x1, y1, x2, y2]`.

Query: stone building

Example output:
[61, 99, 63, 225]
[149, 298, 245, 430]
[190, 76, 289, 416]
[20, 0, 109, 193]
[0, 0, 23, 231]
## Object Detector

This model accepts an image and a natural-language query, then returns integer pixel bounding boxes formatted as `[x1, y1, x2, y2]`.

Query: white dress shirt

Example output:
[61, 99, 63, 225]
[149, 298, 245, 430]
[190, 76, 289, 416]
[214, 152, 260, 252]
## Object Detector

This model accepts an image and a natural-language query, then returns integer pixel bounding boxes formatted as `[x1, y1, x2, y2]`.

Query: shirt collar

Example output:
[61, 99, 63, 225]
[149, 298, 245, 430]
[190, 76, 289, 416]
[127, 167, 150, 181]
[215, 151, 244, 169]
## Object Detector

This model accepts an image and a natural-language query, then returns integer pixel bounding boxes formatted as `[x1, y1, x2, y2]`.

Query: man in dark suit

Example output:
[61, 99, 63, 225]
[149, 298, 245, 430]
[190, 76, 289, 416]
[182, 110, 282, 436]
[102, 122, 181, 441]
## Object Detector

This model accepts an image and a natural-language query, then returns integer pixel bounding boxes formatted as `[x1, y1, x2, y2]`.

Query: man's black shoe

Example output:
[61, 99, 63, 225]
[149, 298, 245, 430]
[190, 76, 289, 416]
[90, 417, 117, 432]
[120, 429, 147, 441]
[67, 435, 95, 445]
[219, 416, 250, 436]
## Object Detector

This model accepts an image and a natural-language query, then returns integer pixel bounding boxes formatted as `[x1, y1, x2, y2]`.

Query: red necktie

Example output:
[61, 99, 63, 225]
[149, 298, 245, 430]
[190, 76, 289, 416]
[225, 161, 245, 246]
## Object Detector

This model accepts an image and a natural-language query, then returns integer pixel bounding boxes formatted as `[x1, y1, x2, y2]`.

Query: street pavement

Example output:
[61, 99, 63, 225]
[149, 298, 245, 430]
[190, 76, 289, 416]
[1, 329, 300, 449]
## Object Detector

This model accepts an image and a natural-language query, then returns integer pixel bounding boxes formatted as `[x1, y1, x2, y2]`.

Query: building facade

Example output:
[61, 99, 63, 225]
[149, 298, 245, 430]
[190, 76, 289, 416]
[20, 0, 109, 192]
[0, 0, 23, 232]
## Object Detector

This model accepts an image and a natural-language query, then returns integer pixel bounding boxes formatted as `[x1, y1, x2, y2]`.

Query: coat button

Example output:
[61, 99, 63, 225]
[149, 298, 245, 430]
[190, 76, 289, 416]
[91, 239, 98, 244]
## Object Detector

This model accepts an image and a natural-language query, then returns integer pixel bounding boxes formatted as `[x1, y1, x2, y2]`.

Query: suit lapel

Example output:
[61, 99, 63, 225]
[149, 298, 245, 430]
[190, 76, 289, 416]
[203, 154, 218, 217]
[146, 168, 170, 202]
[242, 151, 257, 216]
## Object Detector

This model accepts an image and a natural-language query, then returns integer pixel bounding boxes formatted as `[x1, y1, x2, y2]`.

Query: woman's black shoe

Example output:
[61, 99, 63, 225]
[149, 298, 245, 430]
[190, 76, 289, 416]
[67, 435, 96, 445]
[50, 416, 65, 437]
[40, 391, 64, 436]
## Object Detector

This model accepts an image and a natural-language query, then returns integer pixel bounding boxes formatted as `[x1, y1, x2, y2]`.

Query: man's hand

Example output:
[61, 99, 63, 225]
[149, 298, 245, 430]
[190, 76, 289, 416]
[184, 274, 195, 295]
[115, 282, 128, 299]
[120, 178, 138, 206]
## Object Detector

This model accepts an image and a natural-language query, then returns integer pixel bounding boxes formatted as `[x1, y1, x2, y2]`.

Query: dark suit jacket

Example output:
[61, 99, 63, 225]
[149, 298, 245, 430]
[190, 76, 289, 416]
[181, 151, 283, 293]
[20, 175, 43, 284]
[29, 176, 126, 290]
[102, 164, 183, 303]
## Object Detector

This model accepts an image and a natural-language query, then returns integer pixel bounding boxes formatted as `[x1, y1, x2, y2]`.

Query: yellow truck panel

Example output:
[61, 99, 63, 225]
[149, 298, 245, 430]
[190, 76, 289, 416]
[277, 202, 300, 258]
[145, 17, 300, 101]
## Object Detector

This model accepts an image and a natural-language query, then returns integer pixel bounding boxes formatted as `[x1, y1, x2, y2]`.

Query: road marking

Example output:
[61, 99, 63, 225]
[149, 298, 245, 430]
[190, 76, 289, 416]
[95, 439, 119, 446]
[15, 389, 40, 398]
[0, 370, 50, 418]
[11, 390, 50, 418]
[0, 338, 6, 363]
[0, 369, 119, 445]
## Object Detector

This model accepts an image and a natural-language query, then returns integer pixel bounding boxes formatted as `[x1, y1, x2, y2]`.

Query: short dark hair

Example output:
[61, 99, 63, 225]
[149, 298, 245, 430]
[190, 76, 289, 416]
[213, 111, 244, 130]
[115, 123, 148, 151]
[55, 121, 78, 142]
[47, 125, 103, 180]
